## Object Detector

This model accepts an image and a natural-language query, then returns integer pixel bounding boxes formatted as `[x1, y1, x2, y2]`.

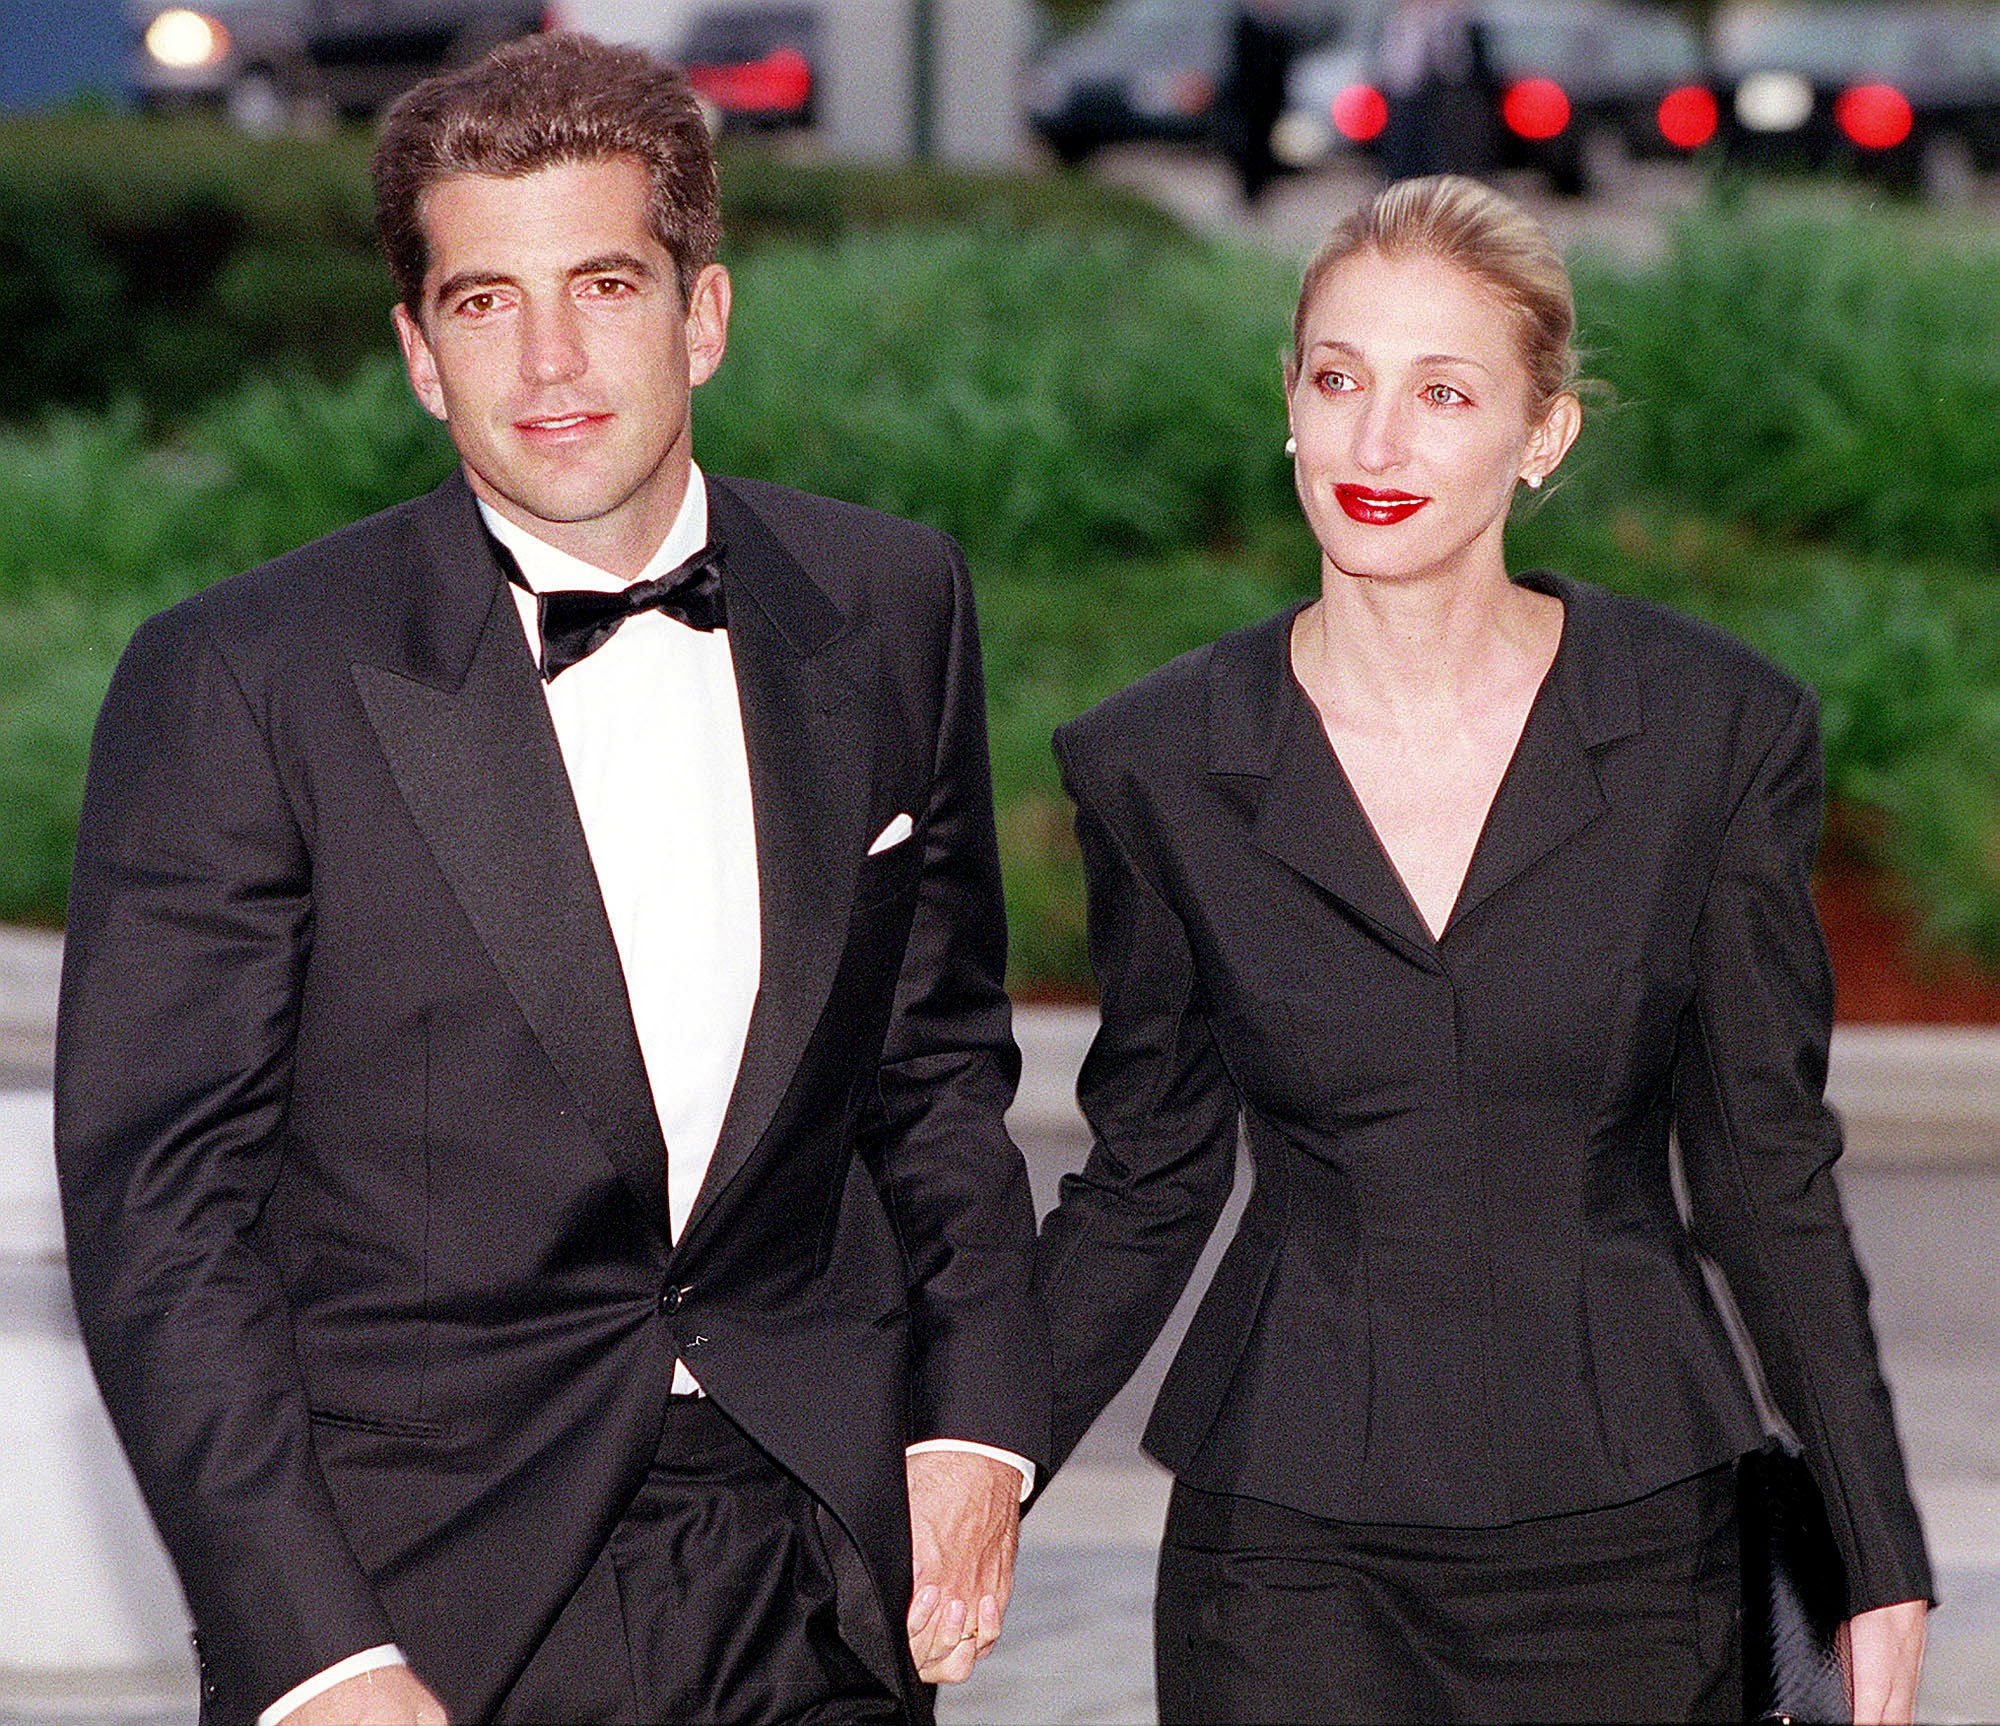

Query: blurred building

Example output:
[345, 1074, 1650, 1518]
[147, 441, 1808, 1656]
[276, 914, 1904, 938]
[818, 0, 1033, 163]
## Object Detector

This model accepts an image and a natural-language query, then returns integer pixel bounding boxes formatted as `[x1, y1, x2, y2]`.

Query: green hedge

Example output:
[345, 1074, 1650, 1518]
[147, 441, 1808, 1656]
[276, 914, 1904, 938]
[0, 115, 1184, 424]
[5, 193, 2000, 984]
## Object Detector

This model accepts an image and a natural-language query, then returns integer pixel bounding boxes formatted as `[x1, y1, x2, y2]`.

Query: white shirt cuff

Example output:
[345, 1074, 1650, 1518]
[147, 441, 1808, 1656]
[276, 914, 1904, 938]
[905, 1438, 1036, 1501]
[258, 1645, 408, 1726]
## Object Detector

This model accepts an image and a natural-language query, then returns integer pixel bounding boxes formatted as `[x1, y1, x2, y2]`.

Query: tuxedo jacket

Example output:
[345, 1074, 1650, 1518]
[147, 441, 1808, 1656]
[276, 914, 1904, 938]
[55, 471, 1050, 1723]
[1036, 571, 1932, 1615]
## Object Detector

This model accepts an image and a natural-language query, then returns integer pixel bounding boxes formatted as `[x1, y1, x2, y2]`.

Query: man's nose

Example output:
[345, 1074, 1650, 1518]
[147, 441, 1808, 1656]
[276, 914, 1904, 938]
[520, 297, 586, 386]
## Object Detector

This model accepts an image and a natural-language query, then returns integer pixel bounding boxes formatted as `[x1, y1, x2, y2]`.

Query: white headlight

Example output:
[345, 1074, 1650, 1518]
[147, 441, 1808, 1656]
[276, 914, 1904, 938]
[1735, 71, 1813, 133]
[145, 9, 231, 70]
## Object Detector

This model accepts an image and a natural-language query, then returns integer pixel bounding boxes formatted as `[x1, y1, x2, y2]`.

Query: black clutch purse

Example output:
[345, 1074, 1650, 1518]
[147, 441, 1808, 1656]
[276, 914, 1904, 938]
[1738, 1440, 1851, 1724]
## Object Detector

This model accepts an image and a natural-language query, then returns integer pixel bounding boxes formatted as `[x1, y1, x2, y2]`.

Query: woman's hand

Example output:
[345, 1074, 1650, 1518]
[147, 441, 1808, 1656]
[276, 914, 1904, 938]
[1843, 1597, 1927, 1725]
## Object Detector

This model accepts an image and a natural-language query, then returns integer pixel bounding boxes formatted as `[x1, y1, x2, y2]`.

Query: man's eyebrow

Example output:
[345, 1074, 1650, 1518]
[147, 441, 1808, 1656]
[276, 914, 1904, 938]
[571, 252, 657, 280]
[430, 268, 513, 308]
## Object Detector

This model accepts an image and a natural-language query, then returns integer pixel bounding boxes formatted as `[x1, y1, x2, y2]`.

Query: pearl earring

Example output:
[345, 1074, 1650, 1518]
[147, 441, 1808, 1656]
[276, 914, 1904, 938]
[1284, 434, 1297, 457]
[1524, 473, 1543, 489]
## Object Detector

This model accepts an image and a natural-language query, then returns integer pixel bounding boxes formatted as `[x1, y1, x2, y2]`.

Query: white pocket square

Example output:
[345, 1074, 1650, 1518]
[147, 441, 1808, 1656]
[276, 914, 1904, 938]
[867, 813, 915, 855]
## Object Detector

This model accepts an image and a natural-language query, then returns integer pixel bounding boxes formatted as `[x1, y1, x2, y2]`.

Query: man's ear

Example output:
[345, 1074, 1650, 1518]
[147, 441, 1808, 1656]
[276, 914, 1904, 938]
[393, 302, 449, 423]
[684, 263, 731, 389]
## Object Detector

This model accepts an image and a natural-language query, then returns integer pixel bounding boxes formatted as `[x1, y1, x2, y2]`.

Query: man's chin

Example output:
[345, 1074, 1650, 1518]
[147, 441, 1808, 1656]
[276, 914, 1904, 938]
[469, 475, 627, 533]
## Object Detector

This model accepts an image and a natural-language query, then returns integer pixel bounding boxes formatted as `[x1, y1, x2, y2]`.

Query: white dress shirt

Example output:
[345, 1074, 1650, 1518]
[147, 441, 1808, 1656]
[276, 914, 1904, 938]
[491, 468, 760, 1258]
[259, 467, 1026, 1724]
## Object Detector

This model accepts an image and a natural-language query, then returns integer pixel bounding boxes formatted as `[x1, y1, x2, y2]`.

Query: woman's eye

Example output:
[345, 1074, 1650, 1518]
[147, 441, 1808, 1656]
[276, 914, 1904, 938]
[1425, 383, 1468, 406]
[1315, 369, 1357, 394]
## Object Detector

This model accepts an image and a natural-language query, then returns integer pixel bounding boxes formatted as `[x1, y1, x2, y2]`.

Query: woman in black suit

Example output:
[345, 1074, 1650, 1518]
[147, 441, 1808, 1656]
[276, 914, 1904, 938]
[1035, 176, 1931, 1723]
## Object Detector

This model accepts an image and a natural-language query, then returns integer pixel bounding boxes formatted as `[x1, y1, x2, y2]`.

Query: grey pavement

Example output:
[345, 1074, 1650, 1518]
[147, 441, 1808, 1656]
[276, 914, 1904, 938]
[6, 927, 2000, 1721]
[1085, 148, 1705, 271]
[0, 926, 57, 1091]
[1086, 144, 2000, 274]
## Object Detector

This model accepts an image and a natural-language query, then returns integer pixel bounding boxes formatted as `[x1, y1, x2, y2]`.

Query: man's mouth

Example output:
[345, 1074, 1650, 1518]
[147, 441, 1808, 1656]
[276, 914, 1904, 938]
[517, 411, 608, 436]
[1334, 484, 1430, 525]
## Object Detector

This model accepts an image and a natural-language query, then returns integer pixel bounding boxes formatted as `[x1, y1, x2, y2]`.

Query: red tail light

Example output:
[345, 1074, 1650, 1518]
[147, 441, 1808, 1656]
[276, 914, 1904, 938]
[688, 46, 812, 114]
[1167, 70, 1216, 116]
[1656, 85, 1718, 150]
[1330, 83, 1389, 143]
[1502, 78, 1570, 142]
[1834, 82, 1913, 150]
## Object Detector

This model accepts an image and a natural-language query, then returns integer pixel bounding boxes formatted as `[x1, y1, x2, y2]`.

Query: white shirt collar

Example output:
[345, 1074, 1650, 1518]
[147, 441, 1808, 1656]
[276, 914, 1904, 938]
[477, 463, 710, 596]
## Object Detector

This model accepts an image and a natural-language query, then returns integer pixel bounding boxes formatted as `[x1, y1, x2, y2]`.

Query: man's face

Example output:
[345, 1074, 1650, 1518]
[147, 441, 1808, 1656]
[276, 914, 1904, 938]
[393, 155, 729, 576]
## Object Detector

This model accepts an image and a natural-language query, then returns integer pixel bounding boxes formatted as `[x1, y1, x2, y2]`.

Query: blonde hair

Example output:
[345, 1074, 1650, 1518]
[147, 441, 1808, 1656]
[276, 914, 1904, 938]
[1291, 175, 1580, 417]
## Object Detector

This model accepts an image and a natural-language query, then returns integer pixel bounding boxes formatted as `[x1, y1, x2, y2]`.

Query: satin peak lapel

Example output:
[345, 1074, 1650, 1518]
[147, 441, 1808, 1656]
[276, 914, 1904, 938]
[680, 480, 869, 1245]
[352, 488, 671, 1236]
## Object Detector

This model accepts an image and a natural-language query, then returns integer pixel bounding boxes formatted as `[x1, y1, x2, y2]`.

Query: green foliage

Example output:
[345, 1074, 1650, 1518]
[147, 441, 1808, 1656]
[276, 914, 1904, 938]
[1570, 202, 2000, 569]
[700, 227, 1294, 572]
[0, 117, 394, 417]
[0, 113, 1184, 426]
[5, 187, 2000, 985]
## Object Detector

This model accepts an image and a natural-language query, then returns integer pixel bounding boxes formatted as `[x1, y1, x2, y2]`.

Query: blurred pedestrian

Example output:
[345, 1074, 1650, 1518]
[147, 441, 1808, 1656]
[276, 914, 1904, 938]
[1377, 0, 1496, 180]
[1034, 175, 1932, 1724]
[1215, 0, 1295, 203]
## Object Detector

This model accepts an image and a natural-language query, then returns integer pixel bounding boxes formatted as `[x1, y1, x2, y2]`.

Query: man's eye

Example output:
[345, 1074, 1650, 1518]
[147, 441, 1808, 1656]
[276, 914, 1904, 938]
[583, 277, 635, 297]
[455, 292, 498, 316]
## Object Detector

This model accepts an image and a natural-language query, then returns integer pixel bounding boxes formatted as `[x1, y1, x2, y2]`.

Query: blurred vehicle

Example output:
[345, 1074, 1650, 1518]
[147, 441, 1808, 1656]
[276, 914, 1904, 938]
[127, 0, 547, 131]
[1023, 0, 1374, 166]
[677, 3, 816, 132]
[1712, 2, 2000, 195]
[1277, 0, 1714, 195]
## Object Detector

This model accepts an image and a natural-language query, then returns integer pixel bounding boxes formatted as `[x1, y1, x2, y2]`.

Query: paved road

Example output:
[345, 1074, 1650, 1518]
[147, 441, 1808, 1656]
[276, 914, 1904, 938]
[1088, 144, 1706, 267]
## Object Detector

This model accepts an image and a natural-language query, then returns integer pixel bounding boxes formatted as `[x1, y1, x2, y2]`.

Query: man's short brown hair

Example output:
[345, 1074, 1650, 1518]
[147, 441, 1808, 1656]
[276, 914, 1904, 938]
[372, 32, 720, 313]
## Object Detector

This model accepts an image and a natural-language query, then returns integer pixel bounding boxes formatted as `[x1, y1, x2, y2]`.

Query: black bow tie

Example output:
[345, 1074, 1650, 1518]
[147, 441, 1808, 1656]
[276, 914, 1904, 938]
[508, 542, 728, 681]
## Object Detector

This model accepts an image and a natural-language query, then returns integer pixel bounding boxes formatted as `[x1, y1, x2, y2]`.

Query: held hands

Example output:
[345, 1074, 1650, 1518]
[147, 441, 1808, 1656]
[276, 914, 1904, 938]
[285, 1666, 448, 1726]
[1843, 1598, 1927, 1726]
[904, 1451, 1022, 1685]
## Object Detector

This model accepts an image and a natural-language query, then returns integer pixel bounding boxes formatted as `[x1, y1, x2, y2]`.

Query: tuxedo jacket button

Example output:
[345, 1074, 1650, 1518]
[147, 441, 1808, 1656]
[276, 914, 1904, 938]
[661, 1283, 690, 1313]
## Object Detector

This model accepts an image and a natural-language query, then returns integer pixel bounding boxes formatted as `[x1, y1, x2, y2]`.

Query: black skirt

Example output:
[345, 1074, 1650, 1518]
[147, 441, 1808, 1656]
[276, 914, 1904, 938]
[1155, 1464, 1742, 1725]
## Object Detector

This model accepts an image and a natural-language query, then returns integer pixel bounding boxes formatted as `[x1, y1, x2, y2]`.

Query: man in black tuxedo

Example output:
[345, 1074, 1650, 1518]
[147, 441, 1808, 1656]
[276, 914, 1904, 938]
[55, 33, 1046, 1726]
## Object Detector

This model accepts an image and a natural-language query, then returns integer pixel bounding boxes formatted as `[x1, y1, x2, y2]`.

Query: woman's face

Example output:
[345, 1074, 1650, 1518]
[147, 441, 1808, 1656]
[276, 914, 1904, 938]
[1286, 247, 1576, 591]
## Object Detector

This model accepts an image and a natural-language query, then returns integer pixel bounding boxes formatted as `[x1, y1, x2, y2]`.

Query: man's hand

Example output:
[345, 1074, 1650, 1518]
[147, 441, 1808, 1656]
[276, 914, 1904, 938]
[285, 1665, 448, 1726]
[904, 1450, 1021, 1685]
[1844, 1598, 1927, 1726]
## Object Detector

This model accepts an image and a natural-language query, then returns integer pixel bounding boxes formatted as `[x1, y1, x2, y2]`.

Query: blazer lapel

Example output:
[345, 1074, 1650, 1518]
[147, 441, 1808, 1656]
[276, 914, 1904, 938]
[1210, 608, 1440, 967]
[1446, 573, 1640, 935]
[679, 478, 869, 1244]
[351, 475, 672, 1237]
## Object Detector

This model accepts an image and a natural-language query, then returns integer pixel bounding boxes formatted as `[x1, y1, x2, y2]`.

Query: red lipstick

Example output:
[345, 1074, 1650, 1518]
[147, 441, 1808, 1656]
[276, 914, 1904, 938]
[1335, 484, 1430, 525]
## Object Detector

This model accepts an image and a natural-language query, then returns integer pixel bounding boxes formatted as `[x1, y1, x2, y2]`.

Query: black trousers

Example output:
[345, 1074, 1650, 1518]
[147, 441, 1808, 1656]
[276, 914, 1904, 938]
[495, 1396, 906, 1725]
[1155, 1466, 1742, 1725]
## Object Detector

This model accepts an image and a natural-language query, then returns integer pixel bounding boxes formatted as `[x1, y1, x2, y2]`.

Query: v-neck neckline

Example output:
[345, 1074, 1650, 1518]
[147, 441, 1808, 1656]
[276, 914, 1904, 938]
[1284, 577, 1570, 948]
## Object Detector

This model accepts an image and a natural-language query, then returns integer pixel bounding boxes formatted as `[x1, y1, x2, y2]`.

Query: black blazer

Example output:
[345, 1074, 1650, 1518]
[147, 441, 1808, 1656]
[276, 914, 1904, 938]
[1036, 571, 1931, 1615]
[55, 471, 1050, 1723]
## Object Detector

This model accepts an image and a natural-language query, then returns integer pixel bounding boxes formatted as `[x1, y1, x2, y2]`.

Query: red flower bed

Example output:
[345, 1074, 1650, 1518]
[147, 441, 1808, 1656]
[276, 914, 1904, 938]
[1816, 863, 2000, 1025]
